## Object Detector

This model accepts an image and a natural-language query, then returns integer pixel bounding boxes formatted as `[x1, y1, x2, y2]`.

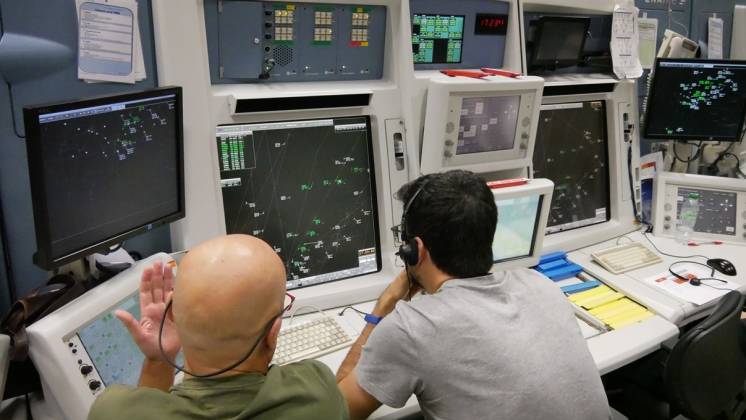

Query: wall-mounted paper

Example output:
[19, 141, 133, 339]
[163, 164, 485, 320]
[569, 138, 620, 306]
[611, 0, 643, 79]
[77, 0, 145, 83]
[638, 17, 658, 69]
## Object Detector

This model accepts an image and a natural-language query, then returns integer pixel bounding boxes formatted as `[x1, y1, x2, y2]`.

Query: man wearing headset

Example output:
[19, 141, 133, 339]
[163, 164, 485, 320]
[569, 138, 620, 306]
[88, 235, 348, 419]
[336, 170, 609, 420]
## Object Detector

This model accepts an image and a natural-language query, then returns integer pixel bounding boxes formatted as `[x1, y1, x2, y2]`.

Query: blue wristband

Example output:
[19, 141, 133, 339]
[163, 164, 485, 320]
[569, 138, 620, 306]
[364, 313, 382, 325]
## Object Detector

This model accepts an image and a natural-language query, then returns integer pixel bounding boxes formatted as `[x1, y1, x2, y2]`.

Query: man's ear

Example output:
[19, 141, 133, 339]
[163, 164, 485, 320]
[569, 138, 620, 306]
[415, 236, 428, 267]
[265, 317, 282, 351]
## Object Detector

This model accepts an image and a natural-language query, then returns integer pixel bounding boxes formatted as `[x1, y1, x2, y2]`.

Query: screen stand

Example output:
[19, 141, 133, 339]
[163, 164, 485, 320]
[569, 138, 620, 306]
[53, 259, 89, 283]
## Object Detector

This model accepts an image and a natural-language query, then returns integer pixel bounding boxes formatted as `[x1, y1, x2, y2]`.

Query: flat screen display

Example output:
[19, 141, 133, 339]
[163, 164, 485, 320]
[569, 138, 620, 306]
[493, 195, 543, 262]
[645, 59, 746, 141]
[216, 117, 381, 290]
[456, 96, 520, 155]
[412, 14, 464, 64]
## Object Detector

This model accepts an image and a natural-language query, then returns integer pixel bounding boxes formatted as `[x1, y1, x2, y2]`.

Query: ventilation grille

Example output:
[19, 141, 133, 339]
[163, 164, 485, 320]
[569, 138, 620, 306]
[273, 46, 294, 67]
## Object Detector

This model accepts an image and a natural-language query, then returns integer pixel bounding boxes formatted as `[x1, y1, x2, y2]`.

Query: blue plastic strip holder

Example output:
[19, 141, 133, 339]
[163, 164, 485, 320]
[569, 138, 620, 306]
[561, 280, 601, 294]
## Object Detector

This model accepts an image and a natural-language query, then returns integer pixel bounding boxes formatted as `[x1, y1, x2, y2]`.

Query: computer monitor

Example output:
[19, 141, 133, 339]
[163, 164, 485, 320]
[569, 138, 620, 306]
[215, 116, 382, 289]
[532, 101, 611, 234]
[420, 75, 544, 174]
[411, 14, 465, 64]
[645, 59, 746, 141]
[490, 178, 553, 270]
[530, 16, 590, 70]
[653, 171, 746, 244]
[23, 87, 185, 269]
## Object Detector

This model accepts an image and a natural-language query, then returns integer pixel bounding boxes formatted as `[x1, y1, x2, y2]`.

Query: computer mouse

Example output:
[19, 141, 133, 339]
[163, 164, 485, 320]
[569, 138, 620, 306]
[706, 258, 737, 276]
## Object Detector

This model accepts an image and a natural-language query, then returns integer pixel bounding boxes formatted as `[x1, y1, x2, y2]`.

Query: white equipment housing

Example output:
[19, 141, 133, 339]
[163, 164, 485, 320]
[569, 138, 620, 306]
[652, 172, 746, 244]
[419, 75, 544, 175]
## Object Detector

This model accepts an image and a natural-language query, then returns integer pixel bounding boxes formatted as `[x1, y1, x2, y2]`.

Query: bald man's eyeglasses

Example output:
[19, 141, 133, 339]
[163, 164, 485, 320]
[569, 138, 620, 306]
[158, 292, 295, 378]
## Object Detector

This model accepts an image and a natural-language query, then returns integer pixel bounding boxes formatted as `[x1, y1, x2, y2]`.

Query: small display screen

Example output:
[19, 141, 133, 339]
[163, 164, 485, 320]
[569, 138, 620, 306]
[475, 13, 509, 35]
[676, 187, 738, 236]
[645, 60, 746, 141]
[456, 96, 520, 155]
[493, 195, 542, 262]
[412, 14, 464, 64]
[78, 296, 143, 386]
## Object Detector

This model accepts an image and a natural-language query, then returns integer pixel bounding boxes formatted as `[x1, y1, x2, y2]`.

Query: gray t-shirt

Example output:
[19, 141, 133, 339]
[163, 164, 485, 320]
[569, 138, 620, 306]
[356, 269, 610, 420]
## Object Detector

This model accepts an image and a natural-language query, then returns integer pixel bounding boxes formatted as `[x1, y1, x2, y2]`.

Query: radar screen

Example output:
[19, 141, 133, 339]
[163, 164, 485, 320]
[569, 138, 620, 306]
[676, 187, 737, 236]
[411, 14, 464, 64]
[645, 60, 746, 141]
[216, 117, 381, 290]
[532, 101, 610, 234]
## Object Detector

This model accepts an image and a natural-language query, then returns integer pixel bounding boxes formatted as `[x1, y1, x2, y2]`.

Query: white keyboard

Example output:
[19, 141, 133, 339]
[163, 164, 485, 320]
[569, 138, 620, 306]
[272, 316, 353, 365]
[591, 242, 663, 274]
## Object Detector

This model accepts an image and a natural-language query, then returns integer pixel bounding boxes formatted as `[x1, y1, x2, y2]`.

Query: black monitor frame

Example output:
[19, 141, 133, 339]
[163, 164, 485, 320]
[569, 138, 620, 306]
[530, 16, 590, 70]
[23, 86, 185, 270]
[644, 58, 746, 142]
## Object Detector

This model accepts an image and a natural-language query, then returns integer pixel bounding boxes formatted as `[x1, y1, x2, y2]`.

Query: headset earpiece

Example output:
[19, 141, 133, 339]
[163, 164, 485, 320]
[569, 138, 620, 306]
[398, 238, 419, 267]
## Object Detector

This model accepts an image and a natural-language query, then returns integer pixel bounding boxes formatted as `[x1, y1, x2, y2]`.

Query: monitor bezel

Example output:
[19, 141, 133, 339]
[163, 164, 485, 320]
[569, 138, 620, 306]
[644, 58, 746, 142]
[23, 86, 186, 270]
[411, 13, 466, 65]
[214, 115, 383, 289]
[530, 16, 590, 69]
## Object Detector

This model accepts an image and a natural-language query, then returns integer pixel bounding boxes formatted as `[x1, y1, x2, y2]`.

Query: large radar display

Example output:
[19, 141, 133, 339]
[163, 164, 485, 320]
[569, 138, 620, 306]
[646, 61, 746, 140]
[533, 101, 610, 234]
[216, 117, 380, 289]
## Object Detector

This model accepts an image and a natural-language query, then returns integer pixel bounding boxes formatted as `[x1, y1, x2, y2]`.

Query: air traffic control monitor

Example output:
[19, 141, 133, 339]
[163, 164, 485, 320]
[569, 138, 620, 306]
[410, 0, 511, 70]
[216, 117, 381, 289]
[645, 59, 746, 141]
[653, 172, 746, 244]
[420, 75, 544, 175]
[489, 178, 553, 270]
[532, 101, 611, 235]
[22, 87, 185, 269]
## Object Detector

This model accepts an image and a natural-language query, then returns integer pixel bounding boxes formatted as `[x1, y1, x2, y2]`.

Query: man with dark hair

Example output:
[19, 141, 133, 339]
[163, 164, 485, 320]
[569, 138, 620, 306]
[336, 170, 609, 420]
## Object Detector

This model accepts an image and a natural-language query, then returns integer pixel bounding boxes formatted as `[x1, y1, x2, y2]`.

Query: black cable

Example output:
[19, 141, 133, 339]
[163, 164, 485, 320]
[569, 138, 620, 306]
[671, 141, 703, 164]
[338, 306, 367, 317]
[0, 172, 17, 302]
[158, 299, 280, 378]
[642, 231, 708, 260]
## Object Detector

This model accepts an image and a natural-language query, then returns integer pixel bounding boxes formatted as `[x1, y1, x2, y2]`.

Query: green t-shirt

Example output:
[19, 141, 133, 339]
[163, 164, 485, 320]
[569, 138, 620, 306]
[88, 360, 349, 420]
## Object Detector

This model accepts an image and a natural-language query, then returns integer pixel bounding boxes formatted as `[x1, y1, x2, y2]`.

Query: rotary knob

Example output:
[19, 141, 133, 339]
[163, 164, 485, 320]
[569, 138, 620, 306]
[88, 380, 102, 391]
[80, 365, 93, 375]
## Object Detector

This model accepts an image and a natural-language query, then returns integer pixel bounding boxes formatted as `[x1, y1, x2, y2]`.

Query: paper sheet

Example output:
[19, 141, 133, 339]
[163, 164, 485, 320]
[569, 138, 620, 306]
[611, 1, 643, 79]
[708, 16, 724, 59]
[638, 17, 658, 69]
[642, 264, 740, 306]
[77, 0, 145, 83]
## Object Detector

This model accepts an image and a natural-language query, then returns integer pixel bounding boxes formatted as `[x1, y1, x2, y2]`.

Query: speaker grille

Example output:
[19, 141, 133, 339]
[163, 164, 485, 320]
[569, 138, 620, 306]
[273, 46, 293, 67]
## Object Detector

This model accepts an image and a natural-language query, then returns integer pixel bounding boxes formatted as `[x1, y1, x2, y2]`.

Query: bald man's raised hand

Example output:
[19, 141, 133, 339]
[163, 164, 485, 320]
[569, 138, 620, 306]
[115, 261, 181, 362]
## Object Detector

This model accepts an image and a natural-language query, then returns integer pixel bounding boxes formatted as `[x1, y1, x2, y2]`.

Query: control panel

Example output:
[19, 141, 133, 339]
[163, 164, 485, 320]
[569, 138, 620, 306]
[653, 172, 746, 243]
[204, 1, 386, 83]
[410, 0, 510, 70]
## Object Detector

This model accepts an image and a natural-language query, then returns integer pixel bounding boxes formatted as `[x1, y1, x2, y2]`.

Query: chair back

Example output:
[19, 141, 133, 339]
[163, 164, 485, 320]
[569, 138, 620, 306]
[664, 291, 746, 420]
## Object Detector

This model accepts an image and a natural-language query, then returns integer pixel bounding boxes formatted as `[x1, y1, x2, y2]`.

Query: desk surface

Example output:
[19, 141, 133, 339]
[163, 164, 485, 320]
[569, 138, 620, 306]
[570, 231, 746, 326]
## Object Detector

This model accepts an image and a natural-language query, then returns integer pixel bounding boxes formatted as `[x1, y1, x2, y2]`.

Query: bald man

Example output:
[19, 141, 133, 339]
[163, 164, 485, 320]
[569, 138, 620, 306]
[88, 235, 348, 420]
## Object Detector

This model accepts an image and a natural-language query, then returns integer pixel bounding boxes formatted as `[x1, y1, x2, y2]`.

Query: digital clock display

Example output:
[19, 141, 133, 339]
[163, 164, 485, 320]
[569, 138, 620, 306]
[475, 13, 508, 35]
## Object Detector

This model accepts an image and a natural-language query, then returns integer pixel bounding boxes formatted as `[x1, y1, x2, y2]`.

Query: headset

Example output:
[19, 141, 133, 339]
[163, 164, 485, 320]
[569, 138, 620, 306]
[396, 178, 430, 267]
